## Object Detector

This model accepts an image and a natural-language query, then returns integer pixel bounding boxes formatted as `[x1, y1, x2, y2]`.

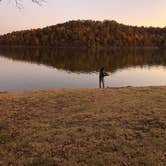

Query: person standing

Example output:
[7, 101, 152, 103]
[99, 67, 109, 88]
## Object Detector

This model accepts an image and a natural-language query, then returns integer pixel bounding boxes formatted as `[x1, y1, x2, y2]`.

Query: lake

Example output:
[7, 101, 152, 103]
[0, 47, 166, 91]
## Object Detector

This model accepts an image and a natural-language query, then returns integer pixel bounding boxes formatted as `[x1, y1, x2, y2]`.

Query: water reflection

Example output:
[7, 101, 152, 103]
[0, 47, 166, 91]
[0, 47, 166, 73]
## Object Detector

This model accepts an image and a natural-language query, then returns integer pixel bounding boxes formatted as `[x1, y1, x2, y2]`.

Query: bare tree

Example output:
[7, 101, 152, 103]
[0, 0, 46, 8]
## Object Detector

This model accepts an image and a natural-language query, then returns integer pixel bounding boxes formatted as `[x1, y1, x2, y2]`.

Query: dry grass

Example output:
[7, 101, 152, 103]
[0, 86, 166, 166]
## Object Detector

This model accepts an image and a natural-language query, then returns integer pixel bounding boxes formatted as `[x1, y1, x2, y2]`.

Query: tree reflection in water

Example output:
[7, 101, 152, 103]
[0, 47, 166, 73]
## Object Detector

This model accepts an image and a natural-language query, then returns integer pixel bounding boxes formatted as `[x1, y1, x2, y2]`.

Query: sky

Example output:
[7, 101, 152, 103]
[0, 0, 166, 35]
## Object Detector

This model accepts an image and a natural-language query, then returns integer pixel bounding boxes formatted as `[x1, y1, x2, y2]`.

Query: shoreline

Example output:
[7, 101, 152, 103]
[0, 45, 161, 49]
[0, 85, 166, 93]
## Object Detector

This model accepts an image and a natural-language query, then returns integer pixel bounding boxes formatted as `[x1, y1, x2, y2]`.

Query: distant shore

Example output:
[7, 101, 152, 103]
[0, 45, 161, 50]
[0, 86, 165, 165]
[1, 20, 166, 48]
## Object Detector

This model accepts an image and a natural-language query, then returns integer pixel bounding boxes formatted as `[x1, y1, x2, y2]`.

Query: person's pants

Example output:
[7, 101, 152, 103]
[99, 77, 105, 88]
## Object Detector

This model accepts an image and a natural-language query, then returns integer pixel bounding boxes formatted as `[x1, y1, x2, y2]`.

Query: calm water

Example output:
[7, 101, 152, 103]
[0, 47, 166, 91]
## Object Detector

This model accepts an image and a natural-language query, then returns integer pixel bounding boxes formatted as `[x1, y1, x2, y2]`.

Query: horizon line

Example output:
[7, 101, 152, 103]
[0, 19, 166, 36]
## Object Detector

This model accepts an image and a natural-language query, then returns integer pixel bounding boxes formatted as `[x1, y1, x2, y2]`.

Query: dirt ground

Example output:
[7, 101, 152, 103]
[0, 86, 166, 166]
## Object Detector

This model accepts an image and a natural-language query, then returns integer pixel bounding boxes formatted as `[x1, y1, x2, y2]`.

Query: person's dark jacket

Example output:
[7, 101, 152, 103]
[99, 68, 109, 79]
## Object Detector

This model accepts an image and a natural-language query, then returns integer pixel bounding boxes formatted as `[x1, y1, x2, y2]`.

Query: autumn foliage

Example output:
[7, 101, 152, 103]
[0, 20, 166, 48]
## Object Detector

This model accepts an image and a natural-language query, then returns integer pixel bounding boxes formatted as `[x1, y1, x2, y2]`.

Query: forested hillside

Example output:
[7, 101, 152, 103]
[0, 20, 166, 47]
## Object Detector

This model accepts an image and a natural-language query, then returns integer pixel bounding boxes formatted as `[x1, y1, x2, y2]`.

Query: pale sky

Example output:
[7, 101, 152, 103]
[0, 0, 166, 35]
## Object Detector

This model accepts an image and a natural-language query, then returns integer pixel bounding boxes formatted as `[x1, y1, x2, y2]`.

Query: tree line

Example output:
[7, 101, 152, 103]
[0, 20, 166, 48]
